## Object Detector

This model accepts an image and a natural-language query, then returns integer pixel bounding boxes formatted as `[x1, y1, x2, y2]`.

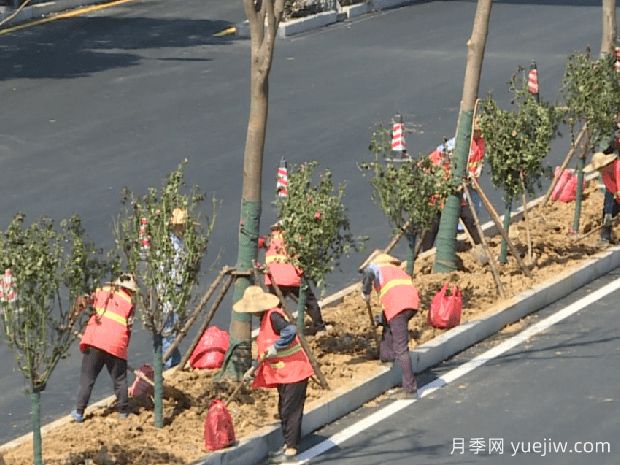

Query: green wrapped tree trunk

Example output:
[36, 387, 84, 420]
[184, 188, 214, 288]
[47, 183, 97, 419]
[297, 277, 307, 329]
[405, 230, 417, 276]
[499, 196, 512, 264]
[153, 332, 164, 428]
[572, 155, 586, 234]
[31, 390, 42, 465]
[434, 0, 493, 272]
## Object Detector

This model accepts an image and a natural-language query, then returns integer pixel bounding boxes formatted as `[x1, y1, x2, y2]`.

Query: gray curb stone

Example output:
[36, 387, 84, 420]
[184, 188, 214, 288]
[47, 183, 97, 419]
[194, 246, 620, 465]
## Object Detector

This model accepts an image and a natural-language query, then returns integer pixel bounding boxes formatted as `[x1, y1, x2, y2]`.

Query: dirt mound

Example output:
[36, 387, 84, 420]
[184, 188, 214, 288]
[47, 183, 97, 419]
[1, 188, 611, 465]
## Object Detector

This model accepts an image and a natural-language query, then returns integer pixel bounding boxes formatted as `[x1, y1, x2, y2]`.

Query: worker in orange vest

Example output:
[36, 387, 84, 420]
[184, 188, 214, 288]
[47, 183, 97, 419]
[71, 274, 138, 423]
[361, 253, 420, 399]
[260, 221, 326, 333]
[584, 151, 620, 245]
[234, 286, 314, 465]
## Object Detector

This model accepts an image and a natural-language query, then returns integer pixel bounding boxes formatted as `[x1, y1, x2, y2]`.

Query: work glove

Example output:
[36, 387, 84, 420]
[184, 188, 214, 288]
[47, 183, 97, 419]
[242, 366, 256, 381]
[361, 292, 370, 303]
[262, 344, 278, 360]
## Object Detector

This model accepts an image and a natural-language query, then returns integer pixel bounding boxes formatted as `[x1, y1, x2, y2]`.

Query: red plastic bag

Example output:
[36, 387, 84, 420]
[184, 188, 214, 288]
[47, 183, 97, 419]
[551, 167, 584, 203]
[428, 284, 462, 329]
[128, 364, 154, 398]
[204, 400, 236, 451]
[189, 326, 230, 369]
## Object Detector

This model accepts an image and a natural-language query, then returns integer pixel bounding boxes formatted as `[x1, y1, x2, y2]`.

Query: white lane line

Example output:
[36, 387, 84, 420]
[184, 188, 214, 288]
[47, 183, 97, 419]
[295, 277, 620, 464]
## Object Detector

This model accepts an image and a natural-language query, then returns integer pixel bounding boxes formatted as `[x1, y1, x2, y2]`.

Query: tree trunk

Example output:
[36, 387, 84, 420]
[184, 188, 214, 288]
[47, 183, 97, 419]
[224, 0, 284, 380]
[434, 0, 493, 272]
[572, 154, 586, 234]
[499, 196, 512, 264]
[31, 390, 42, 465]
[297, 278, 307, 330]
[153, 332, 164, 428]
[601, 0, 617, 56]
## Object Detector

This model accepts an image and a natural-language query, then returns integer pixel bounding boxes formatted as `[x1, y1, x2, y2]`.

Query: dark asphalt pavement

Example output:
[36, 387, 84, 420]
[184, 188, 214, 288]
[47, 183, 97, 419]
[300, 269, 620, 465]
[0, 0, 616, 443]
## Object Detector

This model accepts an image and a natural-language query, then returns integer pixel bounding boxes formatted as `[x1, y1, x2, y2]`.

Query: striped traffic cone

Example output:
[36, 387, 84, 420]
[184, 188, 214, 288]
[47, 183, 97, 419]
[527, 61, 540, 103]
[2, 268, 17, 303]
[276, 158, 288, 198]
[614, 46, 620, 73]
[389, 114, 409, 162]
[139, 217, 151, 260]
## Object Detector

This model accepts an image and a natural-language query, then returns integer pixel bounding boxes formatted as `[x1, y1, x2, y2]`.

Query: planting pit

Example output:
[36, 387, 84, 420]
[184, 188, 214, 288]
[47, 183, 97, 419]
[1, 186, 614, 465]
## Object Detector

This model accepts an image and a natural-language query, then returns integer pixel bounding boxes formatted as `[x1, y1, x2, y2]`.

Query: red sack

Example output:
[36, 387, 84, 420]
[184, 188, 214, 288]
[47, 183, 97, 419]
[428, 284, 462, 329]
[189, 326, 229, 369]
[551, 167, 584, 203]
[204, 400, 236, 451]
[128, 364, 154, 398]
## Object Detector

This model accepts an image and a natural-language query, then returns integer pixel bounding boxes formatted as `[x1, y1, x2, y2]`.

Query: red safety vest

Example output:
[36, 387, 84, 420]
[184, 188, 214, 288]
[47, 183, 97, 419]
[80, 286, 134, 360]
[374, 265, 420, 322]
[252, 308, 314, 389]
[467, 136, 485, 178]
[601, 159, 620, 203]
[264, 232, 302, 287]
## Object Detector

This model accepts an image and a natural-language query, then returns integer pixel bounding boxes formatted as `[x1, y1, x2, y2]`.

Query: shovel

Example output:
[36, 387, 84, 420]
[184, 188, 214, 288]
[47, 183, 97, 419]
[365, 300, 382, 358]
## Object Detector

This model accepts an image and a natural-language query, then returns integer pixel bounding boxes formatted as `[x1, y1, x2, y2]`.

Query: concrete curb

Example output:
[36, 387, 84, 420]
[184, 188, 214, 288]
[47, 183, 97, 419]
[195, 245, 620, 465]
[337, 2, 372, 19]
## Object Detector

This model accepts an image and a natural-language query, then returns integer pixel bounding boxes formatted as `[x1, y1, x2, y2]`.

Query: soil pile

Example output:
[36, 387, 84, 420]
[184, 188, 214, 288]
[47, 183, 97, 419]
[1, 187, 612, 465]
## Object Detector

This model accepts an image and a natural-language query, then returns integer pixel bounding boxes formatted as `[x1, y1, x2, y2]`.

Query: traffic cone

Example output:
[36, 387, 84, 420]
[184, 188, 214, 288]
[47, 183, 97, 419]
[139, 217, 151, 260]
[389, 114, 408, 161]
[2, 268, 17, 303]
[527, 61, 540, 103]
[276, 158, 288, 198]
[614, 46, 620, 73]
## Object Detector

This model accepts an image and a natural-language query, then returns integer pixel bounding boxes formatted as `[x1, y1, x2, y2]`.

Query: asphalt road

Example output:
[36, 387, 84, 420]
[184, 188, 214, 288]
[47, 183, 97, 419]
[0, 0, 616, 443]
[298, 269, 620, 465]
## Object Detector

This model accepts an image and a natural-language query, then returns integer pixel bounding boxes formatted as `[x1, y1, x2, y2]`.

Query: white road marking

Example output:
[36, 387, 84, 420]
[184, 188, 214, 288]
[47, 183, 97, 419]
[294, 277, 620, 464]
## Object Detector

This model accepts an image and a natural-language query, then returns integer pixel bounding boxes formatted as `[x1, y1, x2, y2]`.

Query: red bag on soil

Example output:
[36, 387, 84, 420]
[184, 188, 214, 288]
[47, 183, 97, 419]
[428, 284, 462, 329]
[204, 400, 236, 451]
[189, 326, 230, 369]
[128, 364, 154, 398]
[551, 167, 583, 203]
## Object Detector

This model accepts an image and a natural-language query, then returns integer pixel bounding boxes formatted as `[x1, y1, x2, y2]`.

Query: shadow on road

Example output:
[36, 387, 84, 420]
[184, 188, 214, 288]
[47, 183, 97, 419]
[0, 15, 236, 80]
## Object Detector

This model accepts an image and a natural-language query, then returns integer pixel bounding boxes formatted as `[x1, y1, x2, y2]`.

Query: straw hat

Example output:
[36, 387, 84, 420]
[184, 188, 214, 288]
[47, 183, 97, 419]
[271, 220, 283, 230]
[232, 286, 280, 313]
[170, 208, 188, 226]
[584, 152, 617, 173]
[112, 273, 138, 292]
[371, 253, 401, 266]
[473, 117, 482, 132]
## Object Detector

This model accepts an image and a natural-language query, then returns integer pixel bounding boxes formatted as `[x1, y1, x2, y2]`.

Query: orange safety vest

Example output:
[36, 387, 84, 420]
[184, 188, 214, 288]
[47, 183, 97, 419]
[80, 286, 135, 360]
[374, 265, 420, 323]
[601, 159, 620, 203]
[264, 232, 302, 287]
[467, 136, 485, 178]
[252, 308, 314, 389]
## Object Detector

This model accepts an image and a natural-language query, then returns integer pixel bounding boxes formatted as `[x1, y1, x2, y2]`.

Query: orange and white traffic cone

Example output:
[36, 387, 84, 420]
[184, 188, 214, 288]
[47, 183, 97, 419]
[139, 217, 151, 260]
[527, 61, 540, 103]
[276, 158, 288, 198]
[614, 46, 620, 74]
[389, 114, 409, 162]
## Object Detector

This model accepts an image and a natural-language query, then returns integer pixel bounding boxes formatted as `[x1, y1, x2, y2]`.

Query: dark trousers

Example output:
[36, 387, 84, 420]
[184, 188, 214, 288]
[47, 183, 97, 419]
[601, 190, 620, 241]
[420, 204, 481, 253]
[277, 378, 309, 449]
[268, 285, 325, 329]
[76, 346, 128, 414]
[379, 309, 417, 393]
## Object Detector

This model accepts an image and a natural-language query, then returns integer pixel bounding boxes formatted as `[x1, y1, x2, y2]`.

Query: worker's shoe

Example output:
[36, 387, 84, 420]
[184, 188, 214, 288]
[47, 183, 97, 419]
[268, 447, 297, 464]
[267, 445, 286, 459]
[596, 237, 611, 248]
[70, 410, 84, 423]
[389, 388, 418, 400]
[118, 412, 129, 420]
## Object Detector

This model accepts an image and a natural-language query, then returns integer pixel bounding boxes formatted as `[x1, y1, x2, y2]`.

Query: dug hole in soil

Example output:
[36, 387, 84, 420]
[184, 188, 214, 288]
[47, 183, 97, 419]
[1, 186, 613, 465]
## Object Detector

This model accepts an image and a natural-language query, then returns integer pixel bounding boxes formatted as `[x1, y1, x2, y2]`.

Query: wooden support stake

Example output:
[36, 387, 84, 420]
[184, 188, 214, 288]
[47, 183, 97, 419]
[358, 219, 411, 272]
[471, 178, 533, 279]
[178, 274, 235, 370]
[573, 215, 620, 243]
[163, 266, 232, 363]
[463, 183, 506, 298]
[540, 125, 587, 209]
[266, 273, 330, 390]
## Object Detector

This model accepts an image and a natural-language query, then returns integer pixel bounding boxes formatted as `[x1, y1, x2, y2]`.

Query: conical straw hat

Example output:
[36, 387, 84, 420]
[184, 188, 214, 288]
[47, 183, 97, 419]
[584, 152, 617, 173]
[233, 285, 280, 313]
[371, 253, 401, 266]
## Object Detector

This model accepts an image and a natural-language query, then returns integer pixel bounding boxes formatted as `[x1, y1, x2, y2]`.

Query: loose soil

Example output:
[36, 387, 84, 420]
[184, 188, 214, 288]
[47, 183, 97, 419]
[1, 187, 615, 465]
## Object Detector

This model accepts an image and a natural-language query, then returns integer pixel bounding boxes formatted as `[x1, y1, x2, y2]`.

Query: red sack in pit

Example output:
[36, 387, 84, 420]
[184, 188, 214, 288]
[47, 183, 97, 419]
[128, 364, 154, 398]
[204, 399, 236, 451]
[428, 284, 462, 329]
[189, 326, 229, 370]
[551, 167, 583, 203]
